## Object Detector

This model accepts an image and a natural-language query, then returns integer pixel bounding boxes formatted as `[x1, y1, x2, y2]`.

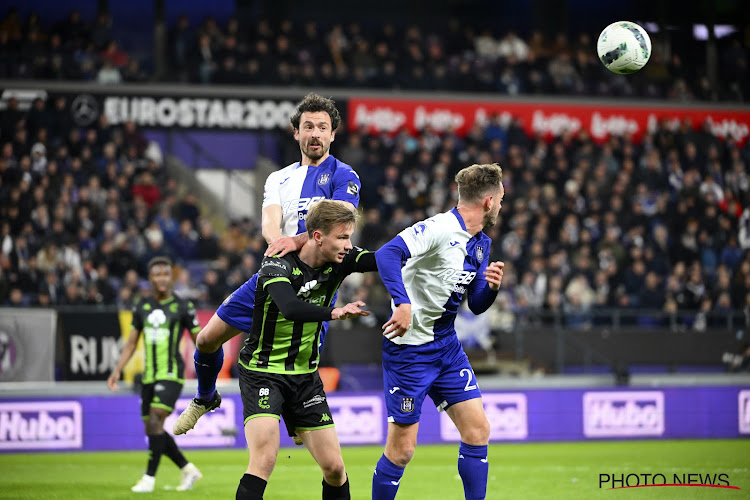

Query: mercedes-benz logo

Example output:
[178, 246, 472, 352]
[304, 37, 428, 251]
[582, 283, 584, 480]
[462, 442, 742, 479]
[70, 94, 99, 126]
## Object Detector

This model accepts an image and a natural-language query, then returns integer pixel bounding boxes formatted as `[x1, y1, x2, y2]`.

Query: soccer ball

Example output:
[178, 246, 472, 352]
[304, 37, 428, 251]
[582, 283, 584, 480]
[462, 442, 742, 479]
[597, 21, 651, 74]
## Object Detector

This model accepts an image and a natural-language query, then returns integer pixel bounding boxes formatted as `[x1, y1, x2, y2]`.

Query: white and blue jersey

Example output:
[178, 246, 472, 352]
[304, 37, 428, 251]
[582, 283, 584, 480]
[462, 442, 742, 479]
[374, 208, 498, 423]
[262, 155, 361, 237]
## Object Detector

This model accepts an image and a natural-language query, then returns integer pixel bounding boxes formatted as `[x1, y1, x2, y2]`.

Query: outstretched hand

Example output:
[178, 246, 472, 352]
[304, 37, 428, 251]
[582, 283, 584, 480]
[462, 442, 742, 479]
[484, 261, 505, 291]
[332, 300, 371, 320]
[382, 303, 411, 340]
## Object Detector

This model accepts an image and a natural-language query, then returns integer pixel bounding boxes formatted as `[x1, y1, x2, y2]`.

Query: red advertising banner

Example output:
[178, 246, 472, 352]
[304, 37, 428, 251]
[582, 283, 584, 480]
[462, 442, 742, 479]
[348, 97, 750, 145]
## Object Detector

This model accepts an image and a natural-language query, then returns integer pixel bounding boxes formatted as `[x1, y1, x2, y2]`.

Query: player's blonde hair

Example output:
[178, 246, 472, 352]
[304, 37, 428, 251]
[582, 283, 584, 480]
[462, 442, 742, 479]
[455, 163, 503, 203]
[306, 200, 359, 237]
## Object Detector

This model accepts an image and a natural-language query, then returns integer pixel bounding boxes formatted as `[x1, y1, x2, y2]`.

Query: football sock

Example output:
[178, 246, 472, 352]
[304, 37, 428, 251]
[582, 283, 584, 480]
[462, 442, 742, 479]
[163, 432, 188, 468]
[236, 473, 267, 500]
[322, 477, 350, 500]
[457, 442, 488, 500]
[194, 346, 223, 401]
[146, 433, 167, 476]
[372, 454, 404, 500]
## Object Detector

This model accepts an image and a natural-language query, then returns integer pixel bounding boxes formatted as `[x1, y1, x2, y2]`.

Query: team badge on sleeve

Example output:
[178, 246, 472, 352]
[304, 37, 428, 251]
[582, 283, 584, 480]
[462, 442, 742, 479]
[476, 246, 484, 262]
[401, 397, 414, 413]
[318, 174, 330, 185]
[347, 181, 359, 195]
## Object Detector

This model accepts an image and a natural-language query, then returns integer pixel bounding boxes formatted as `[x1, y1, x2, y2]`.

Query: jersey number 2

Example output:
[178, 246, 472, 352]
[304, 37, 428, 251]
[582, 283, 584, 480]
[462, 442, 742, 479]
[460, 368, 477, 391]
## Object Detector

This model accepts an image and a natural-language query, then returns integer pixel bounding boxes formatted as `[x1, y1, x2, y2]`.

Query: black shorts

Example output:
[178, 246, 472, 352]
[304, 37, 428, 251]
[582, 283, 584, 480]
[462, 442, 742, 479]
[238, 365, 335, 435]
[140, 380, 183, 418]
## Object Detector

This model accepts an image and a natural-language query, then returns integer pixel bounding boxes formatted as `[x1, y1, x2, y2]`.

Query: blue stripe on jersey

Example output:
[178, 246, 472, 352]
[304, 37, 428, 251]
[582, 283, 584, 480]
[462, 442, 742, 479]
[433, 213, 490, 339]
[296, 156, 337, 234]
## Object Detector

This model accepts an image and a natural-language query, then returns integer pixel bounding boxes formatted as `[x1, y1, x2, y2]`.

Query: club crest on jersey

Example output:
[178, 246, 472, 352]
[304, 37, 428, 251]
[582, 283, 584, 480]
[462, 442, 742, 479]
[318, 174, 330, 185]
[400, 397, 414, 413]
[476, 246, 484, 262]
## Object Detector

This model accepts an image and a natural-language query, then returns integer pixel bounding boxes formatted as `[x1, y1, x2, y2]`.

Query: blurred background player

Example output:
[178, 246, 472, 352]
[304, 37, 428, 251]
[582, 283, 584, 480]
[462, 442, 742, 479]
[174, 200, 377, 499]
[107, 256, 203, 493]
[372, 164, 506, 500]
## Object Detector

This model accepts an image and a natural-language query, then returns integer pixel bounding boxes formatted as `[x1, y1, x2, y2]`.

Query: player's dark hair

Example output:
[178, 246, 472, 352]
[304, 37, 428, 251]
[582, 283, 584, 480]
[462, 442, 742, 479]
[147, 256, 173, 273]
[290, 93, 341, 131]
[455, 163, 503, 203]
[306, 200, 359, 237]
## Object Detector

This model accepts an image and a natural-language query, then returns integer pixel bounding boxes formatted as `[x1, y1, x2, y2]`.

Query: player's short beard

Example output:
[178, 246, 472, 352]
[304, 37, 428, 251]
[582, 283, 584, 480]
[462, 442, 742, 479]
[483, 206, 499, 227]
[303, 140, 328, 162]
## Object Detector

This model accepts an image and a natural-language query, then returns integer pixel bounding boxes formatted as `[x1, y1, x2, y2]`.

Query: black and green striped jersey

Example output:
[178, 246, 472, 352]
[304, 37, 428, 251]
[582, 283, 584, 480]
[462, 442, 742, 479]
[131, 296, 200, 384]
[237, 246, 373, 374]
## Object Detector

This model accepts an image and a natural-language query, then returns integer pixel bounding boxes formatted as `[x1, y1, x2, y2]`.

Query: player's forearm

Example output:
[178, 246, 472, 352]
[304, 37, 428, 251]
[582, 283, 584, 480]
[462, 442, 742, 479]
[375, 238, 411, 305]
[261, 206, 283, 244]
[266, 282, 335, 321]
[468, 281, 499, 315]
[113, 342, 137, 375]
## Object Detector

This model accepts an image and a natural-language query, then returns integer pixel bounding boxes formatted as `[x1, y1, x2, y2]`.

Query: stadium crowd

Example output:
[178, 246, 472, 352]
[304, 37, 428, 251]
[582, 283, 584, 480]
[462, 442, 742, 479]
[2, 87, 750, 335]
[2, 8, 750, 341]
[0, 7, 749, 101]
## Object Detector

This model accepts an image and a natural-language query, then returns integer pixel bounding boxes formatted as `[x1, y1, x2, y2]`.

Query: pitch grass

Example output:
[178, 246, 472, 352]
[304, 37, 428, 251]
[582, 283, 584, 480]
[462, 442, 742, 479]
[1, 440, 748, 499]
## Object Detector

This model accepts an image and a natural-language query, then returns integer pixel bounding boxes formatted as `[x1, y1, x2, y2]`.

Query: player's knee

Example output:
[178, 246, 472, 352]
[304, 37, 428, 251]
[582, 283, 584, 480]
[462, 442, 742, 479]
[196, 330, 219, 353]
[145, 418, 163, 435]
[389, 441, 416, 467]
[461, 416, 490, 445]
[320, 458, 346, 484]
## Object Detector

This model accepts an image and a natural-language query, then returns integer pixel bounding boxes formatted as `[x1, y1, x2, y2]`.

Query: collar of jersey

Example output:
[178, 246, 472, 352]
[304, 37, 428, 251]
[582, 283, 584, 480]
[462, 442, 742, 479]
[450, 207, 467, 231]
[157, 296, 175, 305]
[297, 155, 334, 170]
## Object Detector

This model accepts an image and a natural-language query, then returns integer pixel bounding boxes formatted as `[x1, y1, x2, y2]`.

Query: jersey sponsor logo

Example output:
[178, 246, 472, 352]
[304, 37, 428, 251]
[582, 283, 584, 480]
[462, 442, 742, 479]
[297, 280, 321, 297]
[222, 293, 234, 306]
[320, 413, 331, 422]
[476, 246, 484, 261]
[583, 391, 665, 437]
[400, 397, 414, 413]
[323, 267, 332, 274]
[389, 387, 400, 394]
[450, 241, 461, 247]
[437, 269, 477, 285]
[318, 173, 330, 185]
[262, 260, 286, 271]
[347, 181, 359, 195]
[412, 223, 427, 238]
[282, 196, 325, 214]
[279, 177, 290, 185]
[144, 309, 170, 344]
[303, 395, 326, 408]
[292, 267, 302, 276]
[0, 401, 83, 450]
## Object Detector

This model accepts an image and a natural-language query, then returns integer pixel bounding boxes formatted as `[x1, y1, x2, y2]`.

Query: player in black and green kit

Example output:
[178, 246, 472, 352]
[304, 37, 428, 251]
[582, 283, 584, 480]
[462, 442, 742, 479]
[108, 256, 203, 493]
[174, 200, 377, 500]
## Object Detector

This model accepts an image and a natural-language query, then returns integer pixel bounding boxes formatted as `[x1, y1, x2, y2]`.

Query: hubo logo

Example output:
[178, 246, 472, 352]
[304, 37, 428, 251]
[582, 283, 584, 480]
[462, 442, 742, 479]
[327, 396, 383, 444]
[440, 393, 528, 441]
[144, 309, 169, 344]
[583, 391, 665, 438]
[739, 390, 750, 434]
[103, 96, 297, 129]
[0, 401, 83, 450]
[165, 398, 236, 447]
[147, 309, 167, 328]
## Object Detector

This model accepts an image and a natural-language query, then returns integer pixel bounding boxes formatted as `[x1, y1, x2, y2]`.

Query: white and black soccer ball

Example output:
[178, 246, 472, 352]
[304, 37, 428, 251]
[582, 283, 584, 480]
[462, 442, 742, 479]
[597, 21, 651, 74]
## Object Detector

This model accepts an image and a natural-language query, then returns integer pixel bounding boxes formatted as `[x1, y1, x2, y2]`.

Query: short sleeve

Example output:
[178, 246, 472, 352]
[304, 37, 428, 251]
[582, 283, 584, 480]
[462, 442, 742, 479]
[257, 256, 293, 289]
[183, 300, 201, 334]
[331, 167, 361, 208]
[131, 301, 143, 331]
[397, 218, 440, 258]
[262, 169, 283, 208]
